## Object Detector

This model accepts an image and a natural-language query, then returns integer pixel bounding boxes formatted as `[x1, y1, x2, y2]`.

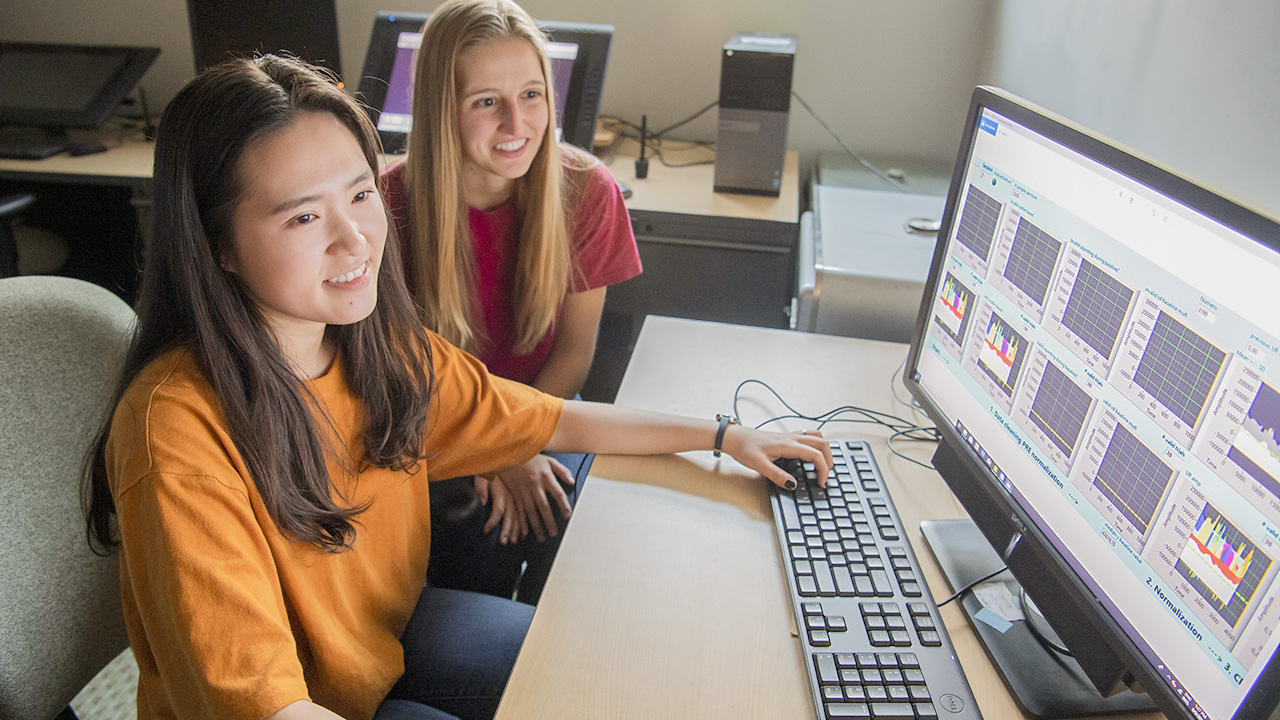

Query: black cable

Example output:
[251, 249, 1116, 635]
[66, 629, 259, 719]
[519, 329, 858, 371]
[731, 378, 938, 472]
[599, 116, 715, 168]
[790, 91, 909, 192]
[890, 351, 925, 412]
[1020, 586, 1073, 657]
[935, 564, 1009, 608]
[652, 100, 718, 139]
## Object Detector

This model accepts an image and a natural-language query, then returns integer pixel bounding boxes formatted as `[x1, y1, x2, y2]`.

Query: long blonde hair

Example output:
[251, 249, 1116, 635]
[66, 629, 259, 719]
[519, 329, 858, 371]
[407, 0, 592, 354]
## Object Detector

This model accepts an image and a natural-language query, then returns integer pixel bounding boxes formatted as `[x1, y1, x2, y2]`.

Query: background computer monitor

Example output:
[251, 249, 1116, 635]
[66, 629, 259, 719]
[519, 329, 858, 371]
[355, 11, 612, 154]
[904, 86, 1280, 720]
[187, 0, 343, 75]
[0, 42, 159, 132]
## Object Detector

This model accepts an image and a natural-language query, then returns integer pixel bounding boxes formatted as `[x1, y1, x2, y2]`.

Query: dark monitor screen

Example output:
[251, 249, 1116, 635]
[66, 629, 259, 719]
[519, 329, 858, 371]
[0, 42, 158, 131]
[187, 0, 342, 76]
[356, 11, 612, 154]
[905, 86, 1280, 720]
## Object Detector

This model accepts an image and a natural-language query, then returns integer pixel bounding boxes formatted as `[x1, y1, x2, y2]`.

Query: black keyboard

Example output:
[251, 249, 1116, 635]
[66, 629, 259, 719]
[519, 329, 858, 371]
[772, 441, 982, 719]
[0, 139, 67, 160]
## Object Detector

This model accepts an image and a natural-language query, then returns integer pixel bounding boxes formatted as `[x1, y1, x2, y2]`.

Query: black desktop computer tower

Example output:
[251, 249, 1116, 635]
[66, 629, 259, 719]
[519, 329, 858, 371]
[187, 0, 342, 76]
[713, 35, 796, 197]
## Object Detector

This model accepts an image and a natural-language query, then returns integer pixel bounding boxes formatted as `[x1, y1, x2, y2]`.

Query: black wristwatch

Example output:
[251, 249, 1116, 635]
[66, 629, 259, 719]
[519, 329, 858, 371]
[714, 413, 740, 458]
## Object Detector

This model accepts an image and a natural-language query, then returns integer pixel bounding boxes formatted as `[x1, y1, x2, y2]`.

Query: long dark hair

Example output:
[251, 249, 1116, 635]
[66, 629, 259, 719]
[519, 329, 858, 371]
[83, 55, 434, 552]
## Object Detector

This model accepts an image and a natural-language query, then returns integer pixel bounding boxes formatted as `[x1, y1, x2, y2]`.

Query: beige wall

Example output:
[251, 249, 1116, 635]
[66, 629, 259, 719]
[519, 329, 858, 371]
[6, 0, 1277, 216]
[5, 0, 991, 177]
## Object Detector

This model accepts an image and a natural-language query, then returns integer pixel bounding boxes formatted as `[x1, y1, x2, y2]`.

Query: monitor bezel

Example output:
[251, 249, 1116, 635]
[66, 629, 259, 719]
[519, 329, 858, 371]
[0, 42, 159, 131]
[903, 85, 1280, 720]
[354, 11, 612, 155]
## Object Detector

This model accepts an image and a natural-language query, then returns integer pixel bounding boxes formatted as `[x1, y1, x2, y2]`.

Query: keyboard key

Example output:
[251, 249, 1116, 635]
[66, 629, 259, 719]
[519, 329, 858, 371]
[777, 443, 977, 720]
[825, 702, 871, 718]
[814, 653, 839, 684]
[779, 495, 801, 529]
[870, 702, 915, 718]
[798, 575, 818, 596]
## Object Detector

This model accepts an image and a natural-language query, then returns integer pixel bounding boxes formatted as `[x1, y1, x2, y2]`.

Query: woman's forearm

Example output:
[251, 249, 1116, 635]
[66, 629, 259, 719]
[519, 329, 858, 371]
[546, 400, 717, 455]
[546, 400, 835, 489]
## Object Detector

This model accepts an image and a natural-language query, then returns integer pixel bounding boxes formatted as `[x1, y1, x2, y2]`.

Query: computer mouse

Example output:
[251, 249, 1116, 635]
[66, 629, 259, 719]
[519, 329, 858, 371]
[905, 217, 941, 235]
[67, 141, 108, 157]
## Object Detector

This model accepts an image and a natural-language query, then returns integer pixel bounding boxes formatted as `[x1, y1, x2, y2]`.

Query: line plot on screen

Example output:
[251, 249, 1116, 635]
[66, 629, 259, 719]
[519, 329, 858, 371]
[1094, 424, 1175, 536]
[1134, 310, 1227, 430]
[954, 185, 1002, 266]
[1028, 360, 1093, 458]
[1060, 258, 1134, 364]
[1003, 218, 1063, 308]
[1227, 381, 1280, 500]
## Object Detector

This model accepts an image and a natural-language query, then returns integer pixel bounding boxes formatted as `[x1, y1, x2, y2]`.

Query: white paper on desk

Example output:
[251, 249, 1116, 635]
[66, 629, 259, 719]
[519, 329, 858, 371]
[972, 582, 1024, 623]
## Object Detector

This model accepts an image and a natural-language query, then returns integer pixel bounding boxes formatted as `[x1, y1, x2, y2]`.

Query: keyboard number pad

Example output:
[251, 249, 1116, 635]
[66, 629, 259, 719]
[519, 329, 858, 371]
[813, 651, 937, 719]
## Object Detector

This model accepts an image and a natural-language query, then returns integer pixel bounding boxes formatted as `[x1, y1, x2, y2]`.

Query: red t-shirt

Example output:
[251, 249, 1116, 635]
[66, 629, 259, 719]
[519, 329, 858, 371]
[381, 158, 641, 384]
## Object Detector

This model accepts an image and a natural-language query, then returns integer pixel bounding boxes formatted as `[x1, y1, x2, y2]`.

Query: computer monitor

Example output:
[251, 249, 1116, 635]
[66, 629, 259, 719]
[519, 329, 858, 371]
[355, 11, 612, 154]
[0, 42, 159, 132]
[187, 0, 343, 76]
[904, 86, 1280, 720]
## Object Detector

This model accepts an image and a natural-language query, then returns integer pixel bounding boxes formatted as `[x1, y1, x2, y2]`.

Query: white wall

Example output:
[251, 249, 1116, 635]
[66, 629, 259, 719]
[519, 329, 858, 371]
[5, 0, 991, 180]
[6, 0, 1276, 219]
[984, 0, 1280, 218]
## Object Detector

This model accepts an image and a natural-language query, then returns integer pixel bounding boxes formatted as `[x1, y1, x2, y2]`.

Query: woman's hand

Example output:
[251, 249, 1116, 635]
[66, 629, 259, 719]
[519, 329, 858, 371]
[721, 426, 835, 490]
[474, 455, 575, 544]
[474, 474, 521, 545]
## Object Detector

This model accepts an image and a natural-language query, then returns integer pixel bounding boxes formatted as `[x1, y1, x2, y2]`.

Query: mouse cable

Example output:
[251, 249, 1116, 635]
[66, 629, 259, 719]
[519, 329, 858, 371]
[890, 350, 926, 413]
[732, 378, 938, 469]
[790, 91, 908, 193]
[733, 378, 923, 434]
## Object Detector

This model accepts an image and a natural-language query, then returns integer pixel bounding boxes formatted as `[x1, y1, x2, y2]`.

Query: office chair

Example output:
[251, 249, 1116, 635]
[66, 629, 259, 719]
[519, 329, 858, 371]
[0, 276, 137, 719]
[0, 193, 35, 278]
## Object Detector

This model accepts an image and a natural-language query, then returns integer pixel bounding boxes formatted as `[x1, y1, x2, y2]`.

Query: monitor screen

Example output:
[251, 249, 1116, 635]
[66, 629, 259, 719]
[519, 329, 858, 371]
[0, 42, 159, 131]
[905, 86, 1280, 720]
[187, 0, 343, 75]
[355, 11, 612, 154]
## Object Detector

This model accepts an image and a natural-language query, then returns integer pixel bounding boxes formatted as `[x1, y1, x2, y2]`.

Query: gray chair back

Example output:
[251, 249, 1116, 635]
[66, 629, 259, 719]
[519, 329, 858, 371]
[0, 276, 136, 719]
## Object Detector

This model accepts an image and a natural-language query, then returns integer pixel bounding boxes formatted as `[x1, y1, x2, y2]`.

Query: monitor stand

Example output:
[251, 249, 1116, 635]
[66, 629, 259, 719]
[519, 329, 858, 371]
[920, 518, 1158, 718]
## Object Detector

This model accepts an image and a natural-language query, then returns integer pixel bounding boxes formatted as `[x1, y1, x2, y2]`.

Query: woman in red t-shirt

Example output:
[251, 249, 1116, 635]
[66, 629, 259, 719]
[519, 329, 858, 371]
[380, 0, 642, 603]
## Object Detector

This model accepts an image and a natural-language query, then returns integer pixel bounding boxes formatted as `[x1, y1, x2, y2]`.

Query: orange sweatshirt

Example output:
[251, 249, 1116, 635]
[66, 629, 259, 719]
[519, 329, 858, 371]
[106, 334, 562, 719]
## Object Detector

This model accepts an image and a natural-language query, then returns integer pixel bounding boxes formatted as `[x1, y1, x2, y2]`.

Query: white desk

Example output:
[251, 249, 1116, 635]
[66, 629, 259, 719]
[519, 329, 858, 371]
[495, 316, 1170, 720]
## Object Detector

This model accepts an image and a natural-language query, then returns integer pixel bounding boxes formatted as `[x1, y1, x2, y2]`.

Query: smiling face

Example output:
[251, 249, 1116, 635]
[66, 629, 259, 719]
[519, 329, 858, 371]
[455, 36, 550, 210]
[224, 111, 387, 367]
